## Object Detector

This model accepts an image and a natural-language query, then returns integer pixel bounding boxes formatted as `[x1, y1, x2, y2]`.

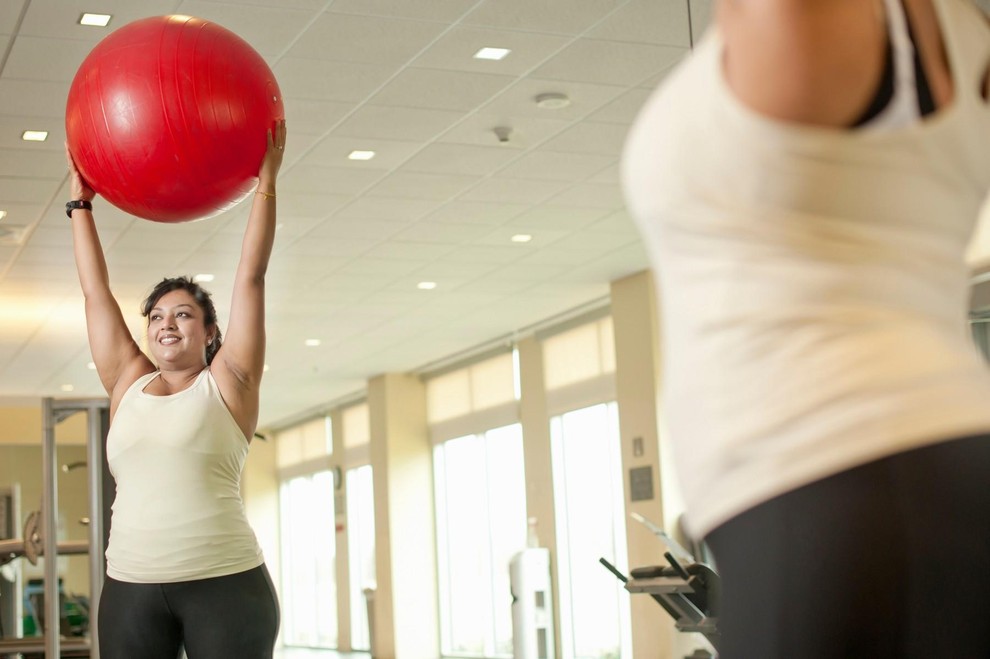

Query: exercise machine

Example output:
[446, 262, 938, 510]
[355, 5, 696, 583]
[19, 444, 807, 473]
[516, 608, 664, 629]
[0, 397, 110, 659]
[0, 511, 89, 568]
[601, 513, 720, 655]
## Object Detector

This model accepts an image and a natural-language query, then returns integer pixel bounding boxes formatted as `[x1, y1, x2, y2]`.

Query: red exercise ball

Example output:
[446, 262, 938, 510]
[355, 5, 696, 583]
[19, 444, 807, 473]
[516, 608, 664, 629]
[65, 15, 284, 223]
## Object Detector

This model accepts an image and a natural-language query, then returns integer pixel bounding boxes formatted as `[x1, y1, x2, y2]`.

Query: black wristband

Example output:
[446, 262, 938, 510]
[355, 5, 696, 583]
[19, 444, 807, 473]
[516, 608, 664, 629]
[66, 199, 93, 218]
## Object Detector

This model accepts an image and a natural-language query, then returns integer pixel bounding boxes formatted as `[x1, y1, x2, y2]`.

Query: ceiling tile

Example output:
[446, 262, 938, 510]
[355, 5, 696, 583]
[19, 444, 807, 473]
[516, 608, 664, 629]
[472, 227, 569, 247]
[479, 77, 628, 121]
[336, 257, 427, 277]
[589, 163, 622, 185]
[286, 99, 356, 137]
[366, 171, 481, 201]
[390, 221, 493, 244]
[546, 182, 625, 209]
[275, 58, 395, 103]
[539, 122, 630, 156]
[0, 177, 60, 204]
[0, 2, 25, 35]
[458, 177, 565, 204]
[463, 0, 627, 35]
[402, 143, 519, 176]
[404, 259, 499, 279]
[369, 68, 516, 112]
[4, 258, 77, 281]
[0, 201, 45, 227]
[362, 241, 456, 261]
[438, 113, 573, 149]
[279, 164, 384, 196]
[0, 148, 68, 178]
[176, 1, 317, 58]
[278, 236, 376, 258]
[334, 197, 440, 221]
[532, 39, 687, 86]
[552, 229, 639, 251]
[497, 151, 615, 182]
[514, 247, 607, 267]
[509, 205, 609, 231]
[411, 26, 572, 75]
[286, 12, 447, 66]
[587, 87, 656, 125]
[438, 244, 524, 265]
[588, 0, 692, 47]
[277, 192, 352, 219]
[485, 261, 570, 282]
[334, 105, 465, 142]
[328, 0, 479, 22]
[301, 135, 423, 170]
[423, 200, 528, 226]
[306, 218, 406, 241]
[4, 35, 94, 82]
[0, 79, 70, 118]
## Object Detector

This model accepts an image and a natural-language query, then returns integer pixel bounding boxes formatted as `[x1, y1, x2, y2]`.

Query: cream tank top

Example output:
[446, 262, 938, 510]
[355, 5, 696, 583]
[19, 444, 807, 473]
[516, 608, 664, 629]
[622, 0, 990, 537]
[105, 369, 264, 582]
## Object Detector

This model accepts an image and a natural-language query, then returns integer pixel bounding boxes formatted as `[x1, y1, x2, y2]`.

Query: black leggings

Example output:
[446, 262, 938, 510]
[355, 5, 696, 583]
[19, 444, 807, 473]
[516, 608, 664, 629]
[705, 434, 990, 658]
[99, 564, 279, 659]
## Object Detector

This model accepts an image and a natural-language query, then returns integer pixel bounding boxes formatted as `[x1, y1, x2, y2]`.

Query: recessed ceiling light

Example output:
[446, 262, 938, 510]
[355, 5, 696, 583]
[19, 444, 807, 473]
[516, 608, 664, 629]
[193, 273, 215, 283]
[263, 364, 270, 372]
[511, 234, 533, 243]
[305, 339, 322, 347]
[534, 92, 571, 110]
[79, 13, 112, 27]
[61, 384, 75, 392]
[474, 47, 510, 61]
[0, 210, 6, 221]
[22, 130, 48, 142]
[348, 150, 375, 161]
[417, 281, 437, 290]
[86, 362, 96, 370]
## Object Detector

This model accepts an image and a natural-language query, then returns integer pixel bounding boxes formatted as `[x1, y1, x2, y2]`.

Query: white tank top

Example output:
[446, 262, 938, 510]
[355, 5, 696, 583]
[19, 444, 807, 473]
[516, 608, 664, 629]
[105, 368, 264, 582]
[862, 0, 924, 131]
[622, 0, 990, 537]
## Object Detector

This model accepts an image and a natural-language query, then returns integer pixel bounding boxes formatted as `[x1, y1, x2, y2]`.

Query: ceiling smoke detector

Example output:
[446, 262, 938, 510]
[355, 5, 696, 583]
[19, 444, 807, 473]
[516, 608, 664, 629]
[534, 92, 571, 110]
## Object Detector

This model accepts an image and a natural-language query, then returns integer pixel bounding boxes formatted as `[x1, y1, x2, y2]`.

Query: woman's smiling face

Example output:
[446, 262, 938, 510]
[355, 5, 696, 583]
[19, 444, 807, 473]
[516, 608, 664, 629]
[146, 289, 213, 366]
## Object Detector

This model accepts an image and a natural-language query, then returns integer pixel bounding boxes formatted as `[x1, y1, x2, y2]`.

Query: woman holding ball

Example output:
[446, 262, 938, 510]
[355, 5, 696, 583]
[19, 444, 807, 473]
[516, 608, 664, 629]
[67, 120, 286, 659]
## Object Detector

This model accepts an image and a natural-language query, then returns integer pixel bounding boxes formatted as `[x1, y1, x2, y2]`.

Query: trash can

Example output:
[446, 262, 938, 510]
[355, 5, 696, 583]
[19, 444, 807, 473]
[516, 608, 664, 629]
[363, 587, 377, 658]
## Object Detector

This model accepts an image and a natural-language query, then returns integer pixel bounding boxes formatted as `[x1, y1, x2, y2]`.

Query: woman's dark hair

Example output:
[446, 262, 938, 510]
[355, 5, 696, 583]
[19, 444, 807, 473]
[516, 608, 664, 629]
[141, 276, 223, 365]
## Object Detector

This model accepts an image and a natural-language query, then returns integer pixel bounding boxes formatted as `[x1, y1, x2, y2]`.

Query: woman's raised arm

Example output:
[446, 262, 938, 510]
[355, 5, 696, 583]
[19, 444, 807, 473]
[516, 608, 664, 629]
[210, 120, 286, 436]
[67, 145, 152, 402]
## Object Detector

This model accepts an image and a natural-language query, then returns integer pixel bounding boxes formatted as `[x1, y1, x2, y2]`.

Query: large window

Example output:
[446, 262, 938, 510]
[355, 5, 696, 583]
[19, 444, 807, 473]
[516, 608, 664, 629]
[342, 401, 375, 652]
[427, 351, 526, 657]
[434, 425, 527, 657]
[346, 465, 375, 652]
[276, 416, 337, 649]
[551, 403, 630, 659]
[280, 470, 338, 648]
[541, 314, 631, 659]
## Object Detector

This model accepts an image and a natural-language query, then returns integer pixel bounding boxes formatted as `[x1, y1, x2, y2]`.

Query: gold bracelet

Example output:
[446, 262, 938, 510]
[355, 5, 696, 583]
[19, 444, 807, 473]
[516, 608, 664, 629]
[256, 190, 276, 199]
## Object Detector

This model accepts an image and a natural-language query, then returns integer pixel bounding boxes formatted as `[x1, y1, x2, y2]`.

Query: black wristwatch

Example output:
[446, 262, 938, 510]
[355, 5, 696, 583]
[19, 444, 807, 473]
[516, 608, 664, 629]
[66, 199, 93, 218]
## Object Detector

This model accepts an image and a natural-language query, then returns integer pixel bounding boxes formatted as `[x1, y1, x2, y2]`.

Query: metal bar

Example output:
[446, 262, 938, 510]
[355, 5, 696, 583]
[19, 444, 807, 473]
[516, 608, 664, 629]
[41, 397, 60, 659]
[0, 636, 90, 653]
[87, 402, 105, 659]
